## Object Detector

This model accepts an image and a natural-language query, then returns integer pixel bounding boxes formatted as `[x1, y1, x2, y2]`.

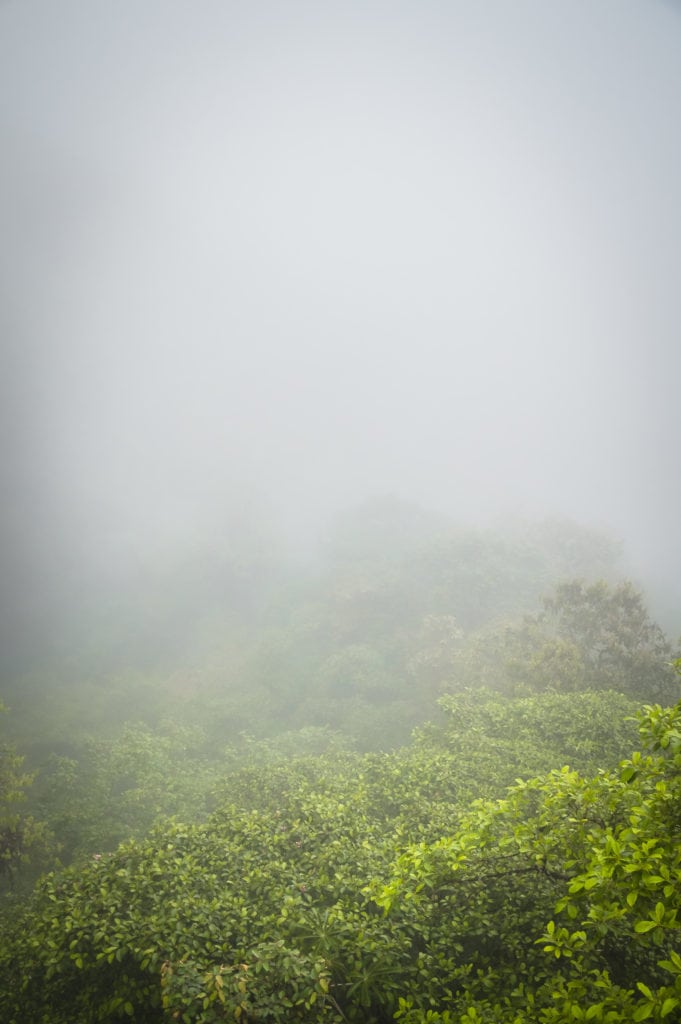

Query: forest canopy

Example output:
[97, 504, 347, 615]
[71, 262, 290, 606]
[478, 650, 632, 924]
[2, 0, 680, 1019]
[0, 508, 680, 1022]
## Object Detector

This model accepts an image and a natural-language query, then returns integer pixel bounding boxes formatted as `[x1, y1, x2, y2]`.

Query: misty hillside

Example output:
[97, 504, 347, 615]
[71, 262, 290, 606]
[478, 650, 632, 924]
[2, 1, 681, 1021]
[1, 502, 663, 756]
[2, 501, 681, 1022]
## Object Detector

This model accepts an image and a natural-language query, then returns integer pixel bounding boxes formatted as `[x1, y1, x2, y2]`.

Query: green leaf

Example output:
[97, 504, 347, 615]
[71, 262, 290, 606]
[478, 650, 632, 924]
[633, 1003, 654, 1021]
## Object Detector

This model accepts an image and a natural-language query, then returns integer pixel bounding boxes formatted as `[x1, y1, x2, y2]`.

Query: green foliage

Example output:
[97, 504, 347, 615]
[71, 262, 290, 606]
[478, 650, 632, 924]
[2, 514, 662, 768]
[418, 688, 640, 784]
[0, 508, 679, 1021]
[0, 766, 398, 1022]
[33, 722, 221, 866]
[1, 689, 671, 1023]
[450, 580, 679, 703]
[515, 580, 679, 701]
[378, 699, 681, 1023]
[0, 700, 54, 891]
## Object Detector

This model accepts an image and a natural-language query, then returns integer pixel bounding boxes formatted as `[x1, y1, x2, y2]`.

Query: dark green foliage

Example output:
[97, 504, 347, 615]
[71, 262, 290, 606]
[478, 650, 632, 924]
[33, 722, 222, 866]
[1, 510, 679, 1021]
[0, 690, 662, 1024]
[0, 701, 54, 889]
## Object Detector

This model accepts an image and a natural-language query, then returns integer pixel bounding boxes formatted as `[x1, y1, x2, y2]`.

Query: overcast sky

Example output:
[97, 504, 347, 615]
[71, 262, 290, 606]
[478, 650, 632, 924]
[1, 0, 680, 625]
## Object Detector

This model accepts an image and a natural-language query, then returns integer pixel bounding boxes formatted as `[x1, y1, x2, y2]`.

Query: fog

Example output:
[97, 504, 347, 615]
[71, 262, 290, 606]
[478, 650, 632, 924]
[1, 0, 680, 660]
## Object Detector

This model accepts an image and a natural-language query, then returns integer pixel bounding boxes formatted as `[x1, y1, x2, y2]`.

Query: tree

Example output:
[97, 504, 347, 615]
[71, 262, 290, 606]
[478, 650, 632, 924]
[380, 697, 681, 1023]
[34, 722, 220, 867]
[544, 580, 678, 700]
[496, 580, 679, 701]
[0, 690, 648, 1023]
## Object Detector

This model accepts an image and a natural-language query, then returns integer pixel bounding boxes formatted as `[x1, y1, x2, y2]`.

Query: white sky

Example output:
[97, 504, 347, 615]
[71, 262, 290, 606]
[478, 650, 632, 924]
[1, 0, 680, 611]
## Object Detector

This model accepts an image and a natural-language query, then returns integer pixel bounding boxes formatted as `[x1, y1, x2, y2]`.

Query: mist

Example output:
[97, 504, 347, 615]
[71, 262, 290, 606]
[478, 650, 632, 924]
[2, 0, 680, 662]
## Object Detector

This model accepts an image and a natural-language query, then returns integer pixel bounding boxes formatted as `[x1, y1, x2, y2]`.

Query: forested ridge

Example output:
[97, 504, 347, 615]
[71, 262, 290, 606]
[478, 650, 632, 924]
[1, 505, 680, 1023]
[3, 0, 680, 1018]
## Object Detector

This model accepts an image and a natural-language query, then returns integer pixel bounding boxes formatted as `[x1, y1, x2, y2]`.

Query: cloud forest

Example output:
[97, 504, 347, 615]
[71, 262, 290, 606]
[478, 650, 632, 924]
[2, 1, 680, 1021]
[1, 506, 680, 1022]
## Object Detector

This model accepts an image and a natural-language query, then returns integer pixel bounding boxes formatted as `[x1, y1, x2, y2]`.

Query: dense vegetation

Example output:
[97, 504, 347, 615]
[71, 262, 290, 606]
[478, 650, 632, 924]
[1, 502, 679, 1022]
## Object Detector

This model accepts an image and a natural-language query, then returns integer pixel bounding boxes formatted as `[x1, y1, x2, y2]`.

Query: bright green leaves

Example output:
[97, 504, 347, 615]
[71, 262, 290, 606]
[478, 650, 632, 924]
[378, 698, 681, 1023]
[659, 949, 681, 975]
[633, 902, 677, 935]
[630, 981, 681, 1022]
[660, 996, 680, 1018]
[159, 944, 336, 1023]
[541, 703, 681, 1024]
[537, 921, 587, 959]
[2, 694, 681, 1023]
